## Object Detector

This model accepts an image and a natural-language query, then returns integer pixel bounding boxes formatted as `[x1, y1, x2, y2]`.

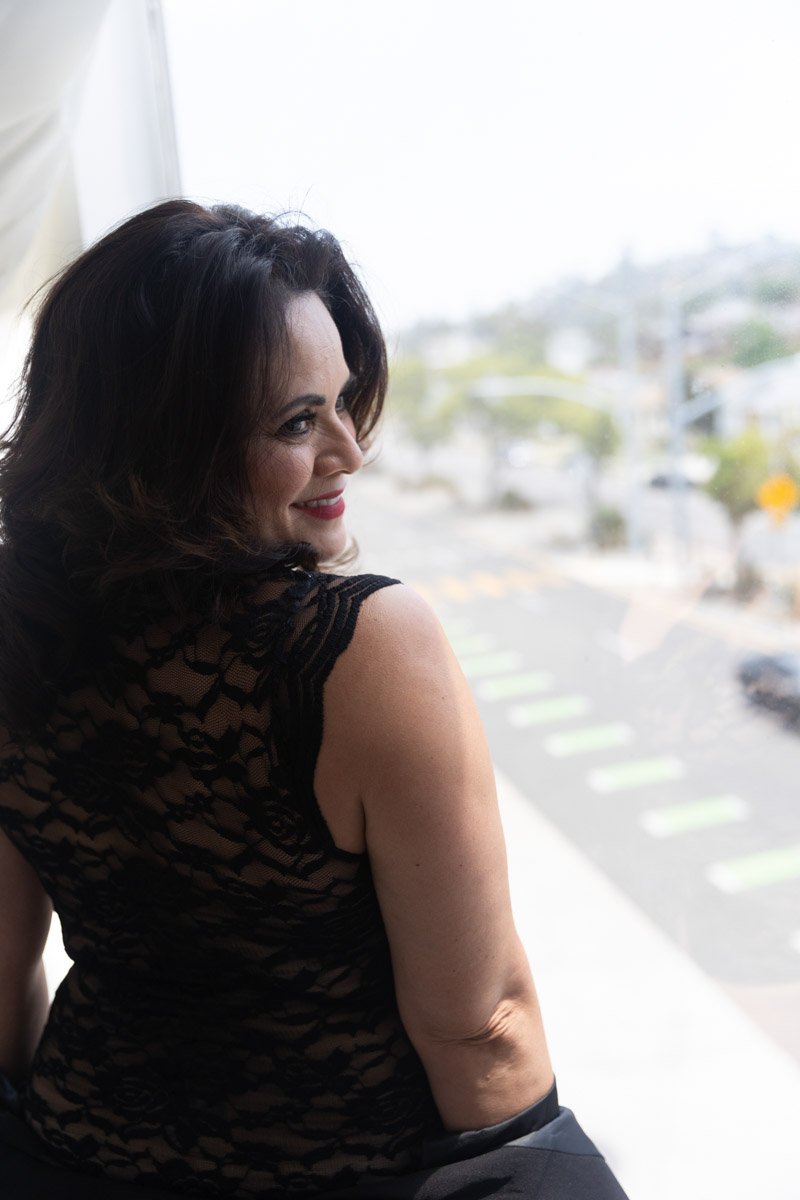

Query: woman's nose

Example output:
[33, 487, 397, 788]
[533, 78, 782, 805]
[318, 416, 364, 475]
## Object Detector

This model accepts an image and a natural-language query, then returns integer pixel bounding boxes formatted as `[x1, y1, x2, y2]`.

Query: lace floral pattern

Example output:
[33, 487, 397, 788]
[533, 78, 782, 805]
[0, 570, 440, 1196]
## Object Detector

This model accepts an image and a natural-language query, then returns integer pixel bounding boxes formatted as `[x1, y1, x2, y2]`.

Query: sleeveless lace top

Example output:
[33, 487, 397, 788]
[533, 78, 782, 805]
[0, 568, 440, 1197]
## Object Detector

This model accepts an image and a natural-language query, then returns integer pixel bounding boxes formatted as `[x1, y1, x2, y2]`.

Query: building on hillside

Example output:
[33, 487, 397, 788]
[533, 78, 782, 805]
[712, 353, 800, 440]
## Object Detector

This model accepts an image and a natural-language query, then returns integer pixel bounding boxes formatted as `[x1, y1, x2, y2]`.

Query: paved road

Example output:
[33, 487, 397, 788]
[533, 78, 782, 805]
[350, 472, 800, 1065]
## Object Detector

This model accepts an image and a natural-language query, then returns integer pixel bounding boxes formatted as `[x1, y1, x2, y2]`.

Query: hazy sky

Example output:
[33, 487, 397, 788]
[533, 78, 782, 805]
[163, 0, 800, 333]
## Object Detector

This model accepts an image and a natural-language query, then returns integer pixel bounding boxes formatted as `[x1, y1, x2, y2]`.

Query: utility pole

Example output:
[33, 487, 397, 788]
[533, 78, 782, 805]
[563, 277, 642, 554]
[664, 287, 690, 559]
[616, 287, 642, 553]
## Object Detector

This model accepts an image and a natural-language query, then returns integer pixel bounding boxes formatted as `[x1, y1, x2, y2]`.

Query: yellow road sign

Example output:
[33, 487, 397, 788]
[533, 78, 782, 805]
[757, 474, 799, 517]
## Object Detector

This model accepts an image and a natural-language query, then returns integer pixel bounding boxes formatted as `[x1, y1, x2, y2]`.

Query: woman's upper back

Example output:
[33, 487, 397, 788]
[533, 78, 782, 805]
[0, 568, 439, 1196]
[1, 569, 393, 958]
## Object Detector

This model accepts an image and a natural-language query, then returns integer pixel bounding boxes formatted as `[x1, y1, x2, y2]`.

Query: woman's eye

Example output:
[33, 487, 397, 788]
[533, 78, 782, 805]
[277, 393, 351, 438]
[278, 410, 315, 437]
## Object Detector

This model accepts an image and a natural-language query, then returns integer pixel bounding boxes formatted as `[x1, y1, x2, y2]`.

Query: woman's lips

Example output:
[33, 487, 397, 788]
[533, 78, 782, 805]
[293, 490, 345, 520]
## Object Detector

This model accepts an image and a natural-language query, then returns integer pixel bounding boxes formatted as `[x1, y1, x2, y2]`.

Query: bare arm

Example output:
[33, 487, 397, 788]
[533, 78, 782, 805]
[0, 827, 53, 1087]
[320, 585, 554, 1131]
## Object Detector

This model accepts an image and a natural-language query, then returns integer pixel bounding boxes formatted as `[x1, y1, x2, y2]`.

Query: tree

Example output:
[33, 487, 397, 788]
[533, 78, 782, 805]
[731, 319, 789, 368]
[464, 384, 620, 512]
[387, 357, 461, 453]
[386, 350, 622, 511]
[703, 427, 771, 530]
[752, 273, 800, 307]
[703, 428, 800, 599]
[563, 403, 620, 465]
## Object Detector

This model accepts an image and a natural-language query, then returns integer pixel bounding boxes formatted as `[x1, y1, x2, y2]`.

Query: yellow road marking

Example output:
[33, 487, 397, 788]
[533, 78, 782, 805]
[439, 576, 472, 602]
[408, 566, 565, 605]
[469, 572, 510, 597]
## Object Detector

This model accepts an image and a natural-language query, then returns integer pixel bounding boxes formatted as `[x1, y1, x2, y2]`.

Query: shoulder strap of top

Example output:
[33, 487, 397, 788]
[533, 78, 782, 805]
[277, 572, 401, 849]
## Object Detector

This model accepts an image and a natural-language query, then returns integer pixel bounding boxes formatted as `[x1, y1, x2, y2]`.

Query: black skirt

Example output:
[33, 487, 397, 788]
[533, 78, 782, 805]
[0, 1072, 629, 1199]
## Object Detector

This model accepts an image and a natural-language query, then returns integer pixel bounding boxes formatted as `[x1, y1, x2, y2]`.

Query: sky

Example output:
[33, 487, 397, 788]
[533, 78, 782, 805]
[162, 0, 800, 335]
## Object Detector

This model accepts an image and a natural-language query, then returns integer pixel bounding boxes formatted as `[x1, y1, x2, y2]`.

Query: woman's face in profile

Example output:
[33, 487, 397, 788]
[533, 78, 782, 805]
[248, 291, 364, 560]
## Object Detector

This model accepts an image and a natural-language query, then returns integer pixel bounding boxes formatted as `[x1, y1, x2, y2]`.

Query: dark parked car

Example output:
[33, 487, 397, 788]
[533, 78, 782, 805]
[738, 652, 800, 719]
[647, 471, 695, 489]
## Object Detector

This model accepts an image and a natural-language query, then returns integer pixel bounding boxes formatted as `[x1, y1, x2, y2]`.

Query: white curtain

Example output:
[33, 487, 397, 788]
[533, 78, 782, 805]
[0, 0, 112, 302]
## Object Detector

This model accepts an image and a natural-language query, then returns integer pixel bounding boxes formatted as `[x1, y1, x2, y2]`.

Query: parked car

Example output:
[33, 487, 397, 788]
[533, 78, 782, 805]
[646, 454, 715, 489]
[647, 471, 695, 489]
[737, 652, 800, 719]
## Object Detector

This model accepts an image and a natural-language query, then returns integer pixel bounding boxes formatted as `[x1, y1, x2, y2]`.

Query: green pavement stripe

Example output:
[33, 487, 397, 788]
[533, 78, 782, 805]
[543, 723, 634, 758]
[476, 672, 553, 701]
[705, 844, 800, 894]
[640, 795, 749, 838]
[587, 756, 685, 794]
[508, 696, 590, 727]
[460, 651, 523, 679]
[450, 633, 496, 657]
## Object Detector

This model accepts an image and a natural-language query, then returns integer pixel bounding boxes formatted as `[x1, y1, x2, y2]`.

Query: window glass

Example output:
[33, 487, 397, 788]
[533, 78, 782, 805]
[162, 5, 800, 1194]
[23, 2, 800, 1194]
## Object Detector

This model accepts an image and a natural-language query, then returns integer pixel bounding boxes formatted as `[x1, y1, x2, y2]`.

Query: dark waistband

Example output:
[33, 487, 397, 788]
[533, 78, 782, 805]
[419, 1078, 560, 1168]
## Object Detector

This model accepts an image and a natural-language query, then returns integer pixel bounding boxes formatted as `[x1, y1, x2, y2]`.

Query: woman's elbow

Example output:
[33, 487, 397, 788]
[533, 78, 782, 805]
[407, 995, 554, 1131]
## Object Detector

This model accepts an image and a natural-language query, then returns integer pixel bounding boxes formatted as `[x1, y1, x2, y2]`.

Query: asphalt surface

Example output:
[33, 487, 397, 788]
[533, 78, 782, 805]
[350, 470, 800, 1065]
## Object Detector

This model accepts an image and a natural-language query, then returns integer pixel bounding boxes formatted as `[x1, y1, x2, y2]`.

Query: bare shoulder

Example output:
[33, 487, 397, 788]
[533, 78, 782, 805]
[347, 581, 449, 652]
[323, 579, 495, 834]
[314, 582, 469, 852]
[326, 582, 464, 745]
[337, 581, 457, 682]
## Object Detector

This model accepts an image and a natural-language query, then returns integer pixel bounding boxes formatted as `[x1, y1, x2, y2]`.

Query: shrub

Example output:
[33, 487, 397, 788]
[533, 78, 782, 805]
[589, 505, 627, 549]
[732, 561, 763, 602]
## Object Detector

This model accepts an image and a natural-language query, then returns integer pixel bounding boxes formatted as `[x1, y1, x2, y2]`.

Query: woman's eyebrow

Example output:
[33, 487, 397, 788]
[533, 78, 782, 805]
[275, 395, 326, 418]
[275, 374, 355, 418]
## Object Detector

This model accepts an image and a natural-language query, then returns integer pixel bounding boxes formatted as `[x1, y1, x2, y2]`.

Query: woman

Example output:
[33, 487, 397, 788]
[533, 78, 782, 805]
[0, 200, 628, 1198]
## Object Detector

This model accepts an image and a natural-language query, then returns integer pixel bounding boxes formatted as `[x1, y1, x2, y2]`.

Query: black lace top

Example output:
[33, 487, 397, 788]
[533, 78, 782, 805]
[0, 568, 440, 1197]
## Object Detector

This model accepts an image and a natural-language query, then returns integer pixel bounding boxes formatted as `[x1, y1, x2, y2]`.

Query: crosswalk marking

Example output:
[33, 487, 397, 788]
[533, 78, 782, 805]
[791, 931, 800, 954]
[476, 672, 554, 701]
[450, 633, 496, 656]
[587, 756, 685, 794]
[705, 843, 800, 893]
[640, 795, 749, 838]
[460, 651, 523, 679]
[508, 695, 591, 727]
[544, 723, 634, 758]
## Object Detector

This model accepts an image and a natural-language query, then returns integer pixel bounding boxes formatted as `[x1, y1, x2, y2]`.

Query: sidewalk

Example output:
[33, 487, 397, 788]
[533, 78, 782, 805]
[498, 766, 799, 1200]
[542, 547, 800, 654]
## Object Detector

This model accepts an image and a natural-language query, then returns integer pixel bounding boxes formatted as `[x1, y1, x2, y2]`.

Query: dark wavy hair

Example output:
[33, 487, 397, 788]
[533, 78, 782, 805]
[0, 199, 387, 739]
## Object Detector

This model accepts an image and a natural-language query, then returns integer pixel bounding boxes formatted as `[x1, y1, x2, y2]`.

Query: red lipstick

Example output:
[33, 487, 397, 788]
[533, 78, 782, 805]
[293, 489, 346, 520]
